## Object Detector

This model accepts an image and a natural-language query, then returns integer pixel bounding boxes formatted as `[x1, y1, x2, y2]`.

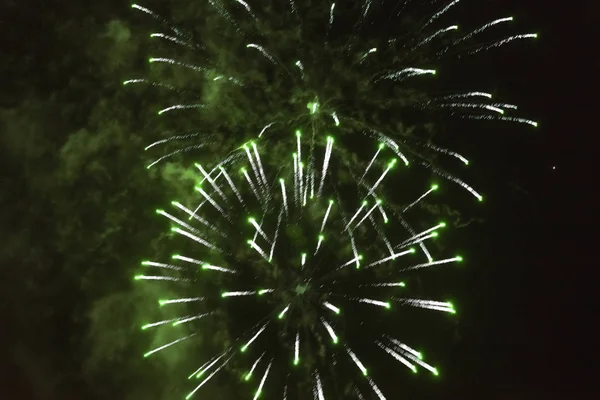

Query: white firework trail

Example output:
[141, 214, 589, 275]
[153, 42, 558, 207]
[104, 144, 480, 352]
[323, 301, 341, 315]
[358, 298, 391, 309]
[195, 186, 228, 217]
[219, 166, 245, 205]
[318, 137, 334, 196]
[148, 57, 206, 72]
[469, 33, 538, 55]
[141, 260, 184, 271]
[241, 323, 269, 352]
[171, 227, 222, 251]
[360, 143, 384, 182]
[345, 345, 368, 375]
[321, 318, 339, 344]
[400, 256, 463, 272]
[188, 352, 226, 379]
[202, 264, 237, 274]
[314, 371, 325, 400]
[247, 239, 270, 262]
[249, 217, 271, 244]
[376, 67, 436, 83]
[134, 275, 188, 282]
[146, 145, 206, 169]
[366, 159, 396, 197]
[159, 103, 207, 115]
[144, 333, 196, 358]
[320, 200, 334, 232]
[352, 200, 381, 231]
[141, 317, 182, 330]
[461, 114, 538, 127]
[245, 352, 266, 380]
[196, 164, 228, 202]
[258, 122, 276, 138]
[252, 360, 272, 400]
[421, 162, 483, 201]
[397, 298, 456, 313]
[172, 254, 203, 265]
[413, 25, 459, 50]
[434, 102, 505, 114]
[244, 144, 265, 193]
[402, 184, 438, 213]
[186, 355, 233, 399]
[377, 341, 417, 372]
[252, 142, 269, 188]
[247, 44, 277, 64]
[159, 297, 203, 306]
[222, 291, 256, 297]
[173, 312, 213, 326]
[294, 331, 300, 365]
[453, 16, 514, 45]
[278, 304, 290, 319]
[242, 167, 262, 202]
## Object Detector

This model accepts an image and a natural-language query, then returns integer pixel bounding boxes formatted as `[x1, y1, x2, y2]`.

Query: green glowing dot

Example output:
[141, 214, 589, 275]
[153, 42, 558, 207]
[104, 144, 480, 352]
[456, 256, 463, 262]
[432, 232, 439, 237]
[363, 369, 368, 376]
[362, 200, 368, 206]
[329, 199, 334, 204]
[248, 217, 255, 223]
[433, 368, 439, 376]
[319, 235, 324, 240]
[241, 346, 247, 353]
[379, 143, 385, 149]
[399, 282, 406, 287]
[464, 160, 470, 165]
[385, 302, 391, 309]
[432, 70, 437, 75]
[279, 178, 284, 183]
[478, 196, 484, 202]
[148, 58, 153, 63]
[170, 227, 177, 232]
[439, 222, 446, 227]
[244, 373, 251, 381]
[294, 359, 299, 366]
[431, 184, 439, 190]
[134, 275, 143, 280]
[333, 338, 338, 344]
[159, 300, 166, 306]
[141, 324, 150, 330]
[144, 352, 151, 358]
[410, 248, 416, 253]
[296, 130, 301, 137]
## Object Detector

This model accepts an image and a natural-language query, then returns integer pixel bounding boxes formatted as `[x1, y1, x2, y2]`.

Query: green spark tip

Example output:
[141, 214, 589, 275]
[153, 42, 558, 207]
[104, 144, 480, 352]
[293, 359, 299, 366]
[433, 368, 439, 376]
[296, 130, 301, 137]
[241, 346, 247, 353]
[439, 222, 446, 227]
[141, 324, 150, 330]
[155, 209, 164, 214]
[170, 227, 177, 232]
[244, 373, 251, 381]
[319, 235, 324, 240]
[143, 352, 151, 358]
[399, 282, 406, 287]
[333, 338, 339, 344]
[362, 200, 368, 206]
[279, 178, 284, 183]
[385, 302, 391, 309]
[431, 184, 439, 190]
[159, 300, 166, 306]
[358, 255, 364, 260]
[432, 232, 439, 237]
[456, 256, 463, 262]
[134, 275, 143, 280]
[363, 369, 368, 376]
[410, 248, 416, 253]
[379, 143, 385, 149]
[248, 217, 255, 223]
[329, 199, 334, 204]
[172, 254, 179, 259]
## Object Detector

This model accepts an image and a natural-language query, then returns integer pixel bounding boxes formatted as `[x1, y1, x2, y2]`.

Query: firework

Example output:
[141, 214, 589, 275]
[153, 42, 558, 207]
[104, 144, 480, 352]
[137, 133, 461, 398]
[126, 0, 537, 200]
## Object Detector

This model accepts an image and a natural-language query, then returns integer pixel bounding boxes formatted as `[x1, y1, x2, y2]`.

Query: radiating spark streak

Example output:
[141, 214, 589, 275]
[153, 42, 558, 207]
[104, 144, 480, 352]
[318, 137, 334, 195]
[437, 92, 492, 101]
[219, 167, 245, 205]
[172, 254, 202, 264]
[435, 102, 504, 114]
[323, 302, 340, 314]
[301, 252, 307, 267]
[144, 333, 196, 357]
[245, 352, 266, 380]
[142, 260, 184, 271]
[242, 168, 262, 201]
[222, 291, 257, 297]
[402, 256, 463, 271]
[141, 132, 202, 151]
[188, 352, 225, 379]
[242, 324, 268, 352]
[293, 153, 299, 205]
[493, 103, 518, 110]
[202, 264, 236, 273]
[172, 227, 221, 252]
[269, 211, 282, 262]
[386, 338, 422, 359]
[159, 297, 203, 306]
[134, 275, 187, 282]
[252, 142, 269, 188]
[423, 143, 469, 165]
[258, 289, 274, 295]
[196, 164, 227, 202]
[148, 58, 206, 72]
[278, 304, 290, 319]
[469, 34, 538, 54]
[253, 360, 273, 400]
[299, 161, 305, 206]
[361, 143, 384, 182]
[173, 312, 212, 326]
[244, 145, 264, 192]
[421, 162, 483, 201]
[346, 345, 368, 375]
[376, 68, 436, 83]
[146, 145, 206, 169]
[397, 232, 437, 249]
[369, 215, 393, 255]
[399, 298, 456, 313]
[247, 44, 277, 64]
[337, 254, 362, 270]
[249, 217, 271, 243]
[454, 17, 514, 45]
[353, 200, 381, 231]
[294, 332, 300, 364]
[131, 4, 188, 38]
[321, 318, 339, 343]
[358, 298, 391, 309]
[377, 342, 417, 372]
[315, 234, 324, 255]
[364, 282, 406, 288]
[295, 60, 305, 80]
[258, 122, 275, 137]
[424, 0, 460, 29]
[158, 104, 206, 115]
[142, 317, 181, 329]
[320, 200, 333, 232]
[344, 201, 367, 231]
[233, 0, 257, 21]
[149, 33, 196, 49]
[315, 371, 325, 400]
[367, 159, 396, 197]
[398, 222, 446, 246]
[373, 197, 389, 223]
[403, 352, 438, 375]
[248, 240, 269, 261]
[279, 179, 289, 216]
[331, 111, 339, 126]
[461, 114, 538, 127]
[124, 79, 191, 95]
[195, 186, 227, 216]
[186, 355, 233, 399]
[366, 376, 387, 400]
[414, 25, 458, 49]
[170, 201, 214, 231]
[359, 47, 377, 64]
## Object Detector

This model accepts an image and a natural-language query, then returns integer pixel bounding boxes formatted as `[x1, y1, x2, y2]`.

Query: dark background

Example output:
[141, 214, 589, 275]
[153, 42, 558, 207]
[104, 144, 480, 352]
[1, 0, 595, 398]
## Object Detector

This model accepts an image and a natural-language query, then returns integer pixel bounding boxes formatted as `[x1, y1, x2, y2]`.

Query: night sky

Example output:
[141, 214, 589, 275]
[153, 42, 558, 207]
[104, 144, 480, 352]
[1, 0, 595, 399]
